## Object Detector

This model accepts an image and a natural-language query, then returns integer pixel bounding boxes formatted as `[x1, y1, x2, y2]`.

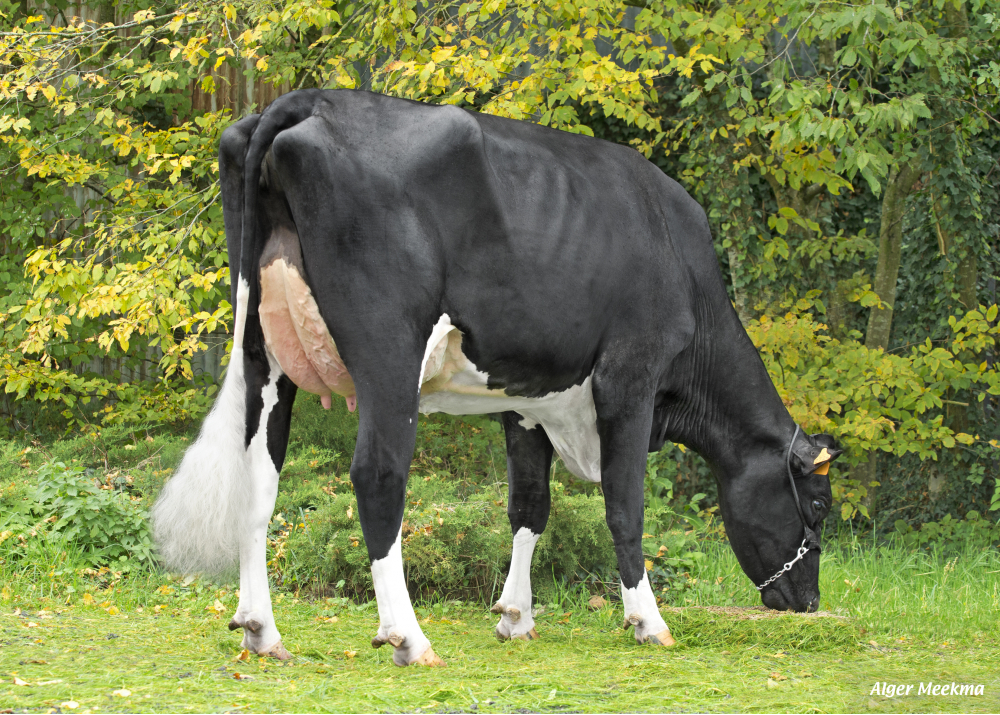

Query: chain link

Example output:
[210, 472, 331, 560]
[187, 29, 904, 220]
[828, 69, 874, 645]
[755, 537, 811, 591]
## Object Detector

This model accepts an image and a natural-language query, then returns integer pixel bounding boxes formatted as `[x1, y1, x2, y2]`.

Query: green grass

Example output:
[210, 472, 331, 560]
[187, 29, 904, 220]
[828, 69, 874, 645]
[1, 540, 998, 713]
[2, 406, 1000, 712]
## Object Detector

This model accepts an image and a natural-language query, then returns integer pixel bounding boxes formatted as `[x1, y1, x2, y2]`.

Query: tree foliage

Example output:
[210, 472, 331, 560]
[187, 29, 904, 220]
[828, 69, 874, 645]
[0, 0, 998, 521]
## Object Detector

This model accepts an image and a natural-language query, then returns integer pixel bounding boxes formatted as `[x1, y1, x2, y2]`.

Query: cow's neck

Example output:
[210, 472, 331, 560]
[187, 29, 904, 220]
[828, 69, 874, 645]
[662, 297, 795, 479]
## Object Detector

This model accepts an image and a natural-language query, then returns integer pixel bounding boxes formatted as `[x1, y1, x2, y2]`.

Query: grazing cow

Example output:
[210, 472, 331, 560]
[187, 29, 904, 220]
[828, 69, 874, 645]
[153, 89, 843, 666]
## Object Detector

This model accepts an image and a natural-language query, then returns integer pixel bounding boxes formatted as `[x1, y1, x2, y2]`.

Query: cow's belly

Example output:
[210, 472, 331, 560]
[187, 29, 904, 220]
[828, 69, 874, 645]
[418, 315, 601, 483]
[259, 260, 601, 482]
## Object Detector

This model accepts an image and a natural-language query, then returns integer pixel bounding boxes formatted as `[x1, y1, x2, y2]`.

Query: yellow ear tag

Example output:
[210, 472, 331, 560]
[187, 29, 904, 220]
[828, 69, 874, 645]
[813, 448, 830, 465]
[813, 462, 830, 476]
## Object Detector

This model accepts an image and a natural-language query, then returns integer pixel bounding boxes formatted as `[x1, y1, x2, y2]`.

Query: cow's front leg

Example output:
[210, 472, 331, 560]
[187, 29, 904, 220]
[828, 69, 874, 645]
[229, 348, 297, 658]
[593, 373, 675, 648]
[352, 379, 443, 667]
[492, 411, 552, 641]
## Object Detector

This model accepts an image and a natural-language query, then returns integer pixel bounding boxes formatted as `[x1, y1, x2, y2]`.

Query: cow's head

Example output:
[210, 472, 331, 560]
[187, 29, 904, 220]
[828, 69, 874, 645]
[718, 430, 843, 613]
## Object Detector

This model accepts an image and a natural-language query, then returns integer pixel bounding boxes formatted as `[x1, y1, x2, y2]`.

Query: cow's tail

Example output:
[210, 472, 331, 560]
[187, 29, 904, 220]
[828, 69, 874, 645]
[152, 93, 325, 575]
[151, 343, 252, 575]
[236, 88, 326, 343]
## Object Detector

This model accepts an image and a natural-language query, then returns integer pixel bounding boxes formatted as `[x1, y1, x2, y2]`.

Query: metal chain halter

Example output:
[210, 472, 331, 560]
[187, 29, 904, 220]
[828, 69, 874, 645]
[755, 424, 822, 592]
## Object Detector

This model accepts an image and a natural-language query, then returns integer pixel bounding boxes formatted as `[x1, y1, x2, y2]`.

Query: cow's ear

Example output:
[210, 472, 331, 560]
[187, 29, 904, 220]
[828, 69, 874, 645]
[790, 432, 843, 477]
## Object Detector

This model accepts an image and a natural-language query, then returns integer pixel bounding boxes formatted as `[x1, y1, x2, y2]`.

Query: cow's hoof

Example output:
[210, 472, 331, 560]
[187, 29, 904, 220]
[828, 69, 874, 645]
[374, 631, 444, 666]
[496, 626, 539, 641]
[623, 614, 675, 646]
[513, 628, 540, 641]
[411, 647, 446, 667]
[647, 629, 676, 647]
[493, 601, 539, 641]
[260, 640, 293, 660]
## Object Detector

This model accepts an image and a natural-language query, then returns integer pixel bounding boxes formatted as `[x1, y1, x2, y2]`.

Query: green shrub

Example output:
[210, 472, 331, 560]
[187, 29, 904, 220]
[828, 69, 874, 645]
[29, 461, 154, 569]
[893, 511, 1000, 551]
[533, 482, 617, 582]
[273, 471, 710, 604]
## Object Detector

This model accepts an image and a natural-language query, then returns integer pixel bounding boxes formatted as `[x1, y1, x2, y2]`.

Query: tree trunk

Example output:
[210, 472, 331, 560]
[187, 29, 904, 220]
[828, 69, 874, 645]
[719, 158, 754, 326]
[865, 160, 921, 352]
[945, 0, 977, 315]
[859, 158, 920, 513]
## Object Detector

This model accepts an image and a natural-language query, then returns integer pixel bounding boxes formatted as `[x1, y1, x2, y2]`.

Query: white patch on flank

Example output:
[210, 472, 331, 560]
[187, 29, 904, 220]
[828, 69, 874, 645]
[372, 531, 432, 666]
[418, 315, 601, 482]
[231, 352, 285, 653]
[621, 572, 670, 643]
[418, 313, 456, 389]
[152, 280, 253, 575]
[495, 527, 540, 639]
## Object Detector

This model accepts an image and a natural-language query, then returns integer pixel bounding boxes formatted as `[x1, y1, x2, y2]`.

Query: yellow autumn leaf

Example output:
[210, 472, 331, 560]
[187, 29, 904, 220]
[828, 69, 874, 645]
[431, 46, 455, 63]
[644, 559, 653, 570]
[82, 593, 94, 604]
[113, 688, 131, 697]
[14, 676, 29, 686]
[105, 606, 119, 615]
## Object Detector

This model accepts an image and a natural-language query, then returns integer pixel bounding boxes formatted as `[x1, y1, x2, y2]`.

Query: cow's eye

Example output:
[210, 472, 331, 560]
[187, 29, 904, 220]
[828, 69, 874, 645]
[811, 499, 825, 512]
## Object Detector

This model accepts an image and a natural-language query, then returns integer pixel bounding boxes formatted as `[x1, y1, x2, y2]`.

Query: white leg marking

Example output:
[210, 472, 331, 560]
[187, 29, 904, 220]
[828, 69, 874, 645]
[371, 531, 435, 666]
[621, 572, 674, 645]
[232, 353, 287, 657]
[494, 527, 540, 640]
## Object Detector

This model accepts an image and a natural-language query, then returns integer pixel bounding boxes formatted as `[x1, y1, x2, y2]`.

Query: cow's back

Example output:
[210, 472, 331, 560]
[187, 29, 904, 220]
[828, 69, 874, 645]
[268, 90, 710, 399]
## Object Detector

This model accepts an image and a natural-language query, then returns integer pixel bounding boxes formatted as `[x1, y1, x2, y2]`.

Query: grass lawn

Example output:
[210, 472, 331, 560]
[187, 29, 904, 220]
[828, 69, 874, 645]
[2, 541, 998, 714]
[2, 411, 999, 712]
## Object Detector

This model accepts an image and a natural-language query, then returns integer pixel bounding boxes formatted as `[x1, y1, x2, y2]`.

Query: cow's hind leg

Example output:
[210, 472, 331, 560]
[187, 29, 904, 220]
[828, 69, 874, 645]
[228, 342, 297, 659]
[351, 369, 443, 667]
[492, 411, 552, 641]
[592, 360, 675, 647]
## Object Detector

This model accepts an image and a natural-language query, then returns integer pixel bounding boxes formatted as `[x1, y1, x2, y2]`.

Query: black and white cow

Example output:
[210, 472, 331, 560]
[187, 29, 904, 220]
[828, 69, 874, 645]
[153, 89, 843, 666]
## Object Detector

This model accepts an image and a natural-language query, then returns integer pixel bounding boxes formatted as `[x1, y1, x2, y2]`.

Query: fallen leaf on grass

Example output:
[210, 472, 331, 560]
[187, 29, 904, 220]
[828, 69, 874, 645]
[587, 595, 606, 610]
[766, 678, 781, 689]
[769, 672, 788, 681]
[81, 593, 94, 605]
[344, 650, 356, 658]
[60, 701, 79, 710]
[36, 679, 63, 686]
[25, 621, 38, 628]
[799, 671, 813, 678]
[112, 688, 131, 697]
[13, 677, 28, 686]
[206, 599, 226, 615]
[233, 672, 254, 681]
[105, 606, 119, 615]
[235, 649, 250, 662]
